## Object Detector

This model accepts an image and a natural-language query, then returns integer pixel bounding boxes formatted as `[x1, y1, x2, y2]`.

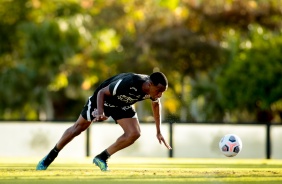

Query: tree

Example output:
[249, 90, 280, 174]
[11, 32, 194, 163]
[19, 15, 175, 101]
[0, 0, 86, 120]
[182, 0, 282, 122]
[1, 0, 281, 123]
[217, 26, 282, 122]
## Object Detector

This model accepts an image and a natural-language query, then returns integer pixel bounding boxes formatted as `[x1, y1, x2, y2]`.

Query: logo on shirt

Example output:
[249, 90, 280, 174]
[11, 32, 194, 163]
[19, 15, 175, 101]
[129, 93, 140, 98]
[130, 87, 137, 91]
[117, 95, 138, 103]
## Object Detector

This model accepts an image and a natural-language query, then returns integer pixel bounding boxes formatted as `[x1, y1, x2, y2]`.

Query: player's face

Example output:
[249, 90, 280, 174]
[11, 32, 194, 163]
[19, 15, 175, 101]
[150, 83, 167, 100]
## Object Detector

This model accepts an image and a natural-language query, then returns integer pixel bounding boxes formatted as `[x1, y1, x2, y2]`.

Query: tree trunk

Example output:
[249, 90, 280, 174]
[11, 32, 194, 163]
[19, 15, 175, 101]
[39, 91, 54, 121]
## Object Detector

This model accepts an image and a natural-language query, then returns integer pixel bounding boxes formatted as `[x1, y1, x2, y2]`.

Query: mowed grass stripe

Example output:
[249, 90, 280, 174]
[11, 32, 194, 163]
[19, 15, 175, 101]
[0, 158, 282, 183]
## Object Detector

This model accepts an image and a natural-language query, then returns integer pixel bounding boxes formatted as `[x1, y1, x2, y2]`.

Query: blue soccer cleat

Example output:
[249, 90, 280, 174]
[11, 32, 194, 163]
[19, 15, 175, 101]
[36, 156, 48, 170]
[93, 157, 109, 171]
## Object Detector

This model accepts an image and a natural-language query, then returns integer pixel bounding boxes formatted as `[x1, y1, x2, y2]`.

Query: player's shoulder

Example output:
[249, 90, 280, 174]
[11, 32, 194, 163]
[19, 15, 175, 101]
[132, 73, 149, 81]
[116, 73, 148, 82]
[114, 73, 134, 79]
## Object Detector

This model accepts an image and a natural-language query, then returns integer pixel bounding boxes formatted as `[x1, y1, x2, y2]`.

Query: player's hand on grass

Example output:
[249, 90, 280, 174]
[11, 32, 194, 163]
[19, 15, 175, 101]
[92, 108, 108, 122]
[157, 133, 172, 150]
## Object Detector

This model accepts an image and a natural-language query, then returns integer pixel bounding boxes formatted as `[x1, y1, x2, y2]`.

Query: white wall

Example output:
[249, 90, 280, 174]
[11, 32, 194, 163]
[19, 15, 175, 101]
[271, 125, 282, 159]
[0, 123, 85, 158]
[173, 124, 266, 158]
[0, 122, 280, 159]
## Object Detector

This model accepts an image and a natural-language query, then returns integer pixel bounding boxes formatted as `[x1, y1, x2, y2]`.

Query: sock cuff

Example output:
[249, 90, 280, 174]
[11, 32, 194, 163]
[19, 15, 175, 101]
[105, 149, 111, 157]
[54, 145, 60, 152]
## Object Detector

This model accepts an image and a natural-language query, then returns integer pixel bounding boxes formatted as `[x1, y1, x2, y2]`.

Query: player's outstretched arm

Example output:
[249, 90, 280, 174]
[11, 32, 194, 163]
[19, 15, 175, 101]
[151, 100, 172, 150]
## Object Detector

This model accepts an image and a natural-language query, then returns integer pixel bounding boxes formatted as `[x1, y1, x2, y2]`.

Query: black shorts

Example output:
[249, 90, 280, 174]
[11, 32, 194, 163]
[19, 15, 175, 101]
[80, 99, 137, 122]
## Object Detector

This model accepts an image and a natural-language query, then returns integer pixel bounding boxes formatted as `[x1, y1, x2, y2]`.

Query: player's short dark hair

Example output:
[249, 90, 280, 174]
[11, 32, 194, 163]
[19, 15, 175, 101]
[149, 72, 168, 86]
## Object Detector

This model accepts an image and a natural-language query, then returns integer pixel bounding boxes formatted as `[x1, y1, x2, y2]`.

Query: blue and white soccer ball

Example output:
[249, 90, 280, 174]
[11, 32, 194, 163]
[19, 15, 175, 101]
[219, 134, 242, 157]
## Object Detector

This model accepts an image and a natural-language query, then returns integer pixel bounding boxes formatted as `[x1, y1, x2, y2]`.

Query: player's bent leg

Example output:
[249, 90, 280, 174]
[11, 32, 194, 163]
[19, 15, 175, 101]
[107, 118, 141, 155]
[36, 115, 92, 170]
[93, 118, 141, 171]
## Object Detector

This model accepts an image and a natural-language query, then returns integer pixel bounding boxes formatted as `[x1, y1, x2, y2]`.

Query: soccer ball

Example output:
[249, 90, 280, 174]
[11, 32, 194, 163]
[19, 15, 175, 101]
[219, 134, 242, 157]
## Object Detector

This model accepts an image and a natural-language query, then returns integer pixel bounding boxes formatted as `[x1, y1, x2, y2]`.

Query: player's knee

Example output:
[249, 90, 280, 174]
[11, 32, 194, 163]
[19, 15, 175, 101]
[127, 131, 141, 142]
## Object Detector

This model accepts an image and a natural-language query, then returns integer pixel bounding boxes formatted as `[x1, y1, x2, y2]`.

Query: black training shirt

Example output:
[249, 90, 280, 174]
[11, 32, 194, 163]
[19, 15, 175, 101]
[90, 73, 153, 107]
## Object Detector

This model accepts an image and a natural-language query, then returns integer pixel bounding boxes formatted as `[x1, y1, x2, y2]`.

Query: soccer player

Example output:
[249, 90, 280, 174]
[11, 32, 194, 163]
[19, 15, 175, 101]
[36, 72, 172, 171]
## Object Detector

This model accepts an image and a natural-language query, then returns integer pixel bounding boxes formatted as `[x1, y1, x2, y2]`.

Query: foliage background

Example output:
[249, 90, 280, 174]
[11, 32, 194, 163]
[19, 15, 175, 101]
[0, 0, 281, 123]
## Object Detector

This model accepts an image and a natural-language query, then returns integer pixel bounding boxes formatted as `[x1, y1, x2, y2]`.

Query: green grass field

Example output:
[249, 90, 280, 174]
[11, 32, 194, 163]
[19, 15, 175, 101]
[0, 157, 282, 184]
